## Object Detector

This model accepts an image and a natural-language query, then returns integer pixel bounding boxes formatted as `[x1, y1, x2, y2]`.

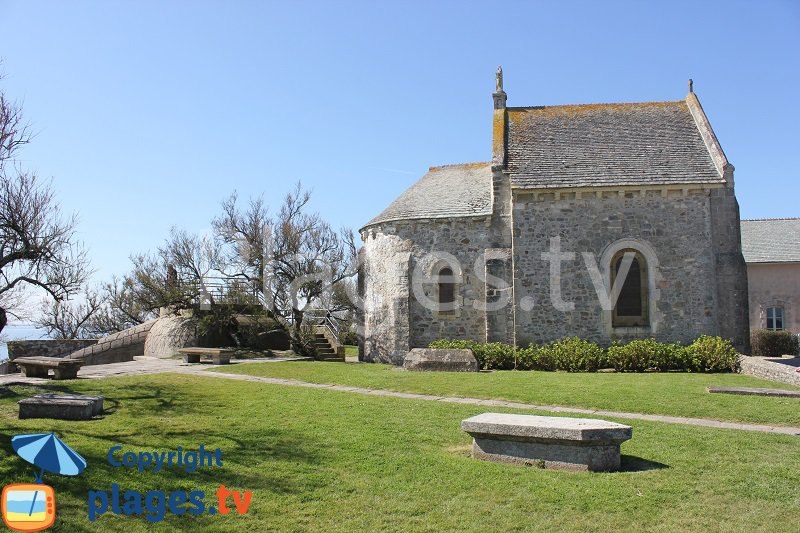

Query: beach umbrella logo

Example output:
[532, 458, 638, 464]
[11, 433, 87, 483]
[2, 433, 87, 532]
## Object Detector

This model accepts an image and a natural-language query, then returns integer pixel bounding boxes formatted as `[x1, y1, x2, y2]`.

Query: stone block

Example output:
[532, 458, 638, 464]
[19, 395, 102, 421]
[403, 348, 478, 372]
[32, 394, 104, 415]
[461, 413, 633, 472]
[707, 386, 800, 398]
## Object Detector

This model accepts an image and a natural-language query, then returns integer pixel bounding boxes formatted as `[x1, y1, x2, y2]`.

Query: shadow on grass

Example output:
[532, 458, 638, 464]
[619, 455, 669, 472]
[0, 422, 325, 530]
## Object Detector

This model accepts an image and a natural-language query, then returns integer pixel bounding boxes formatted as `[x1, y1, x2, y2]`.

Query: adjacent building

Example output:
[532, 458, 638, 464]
[740, 218, 800, 333]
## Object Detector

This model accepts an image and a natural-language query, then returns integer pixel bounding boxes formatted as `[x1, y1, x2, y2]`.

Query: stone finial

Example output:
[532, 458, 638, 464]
[688, 78, 693, 93]
[493, 65, 507, 110]
[496, 65, 504, 93]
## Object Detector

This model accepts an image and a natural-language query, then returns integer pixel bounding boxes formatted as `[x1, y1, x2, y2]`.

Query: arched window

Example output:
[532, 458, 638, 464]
[611, 249, 649, 327]
[438, 266, 455, 314]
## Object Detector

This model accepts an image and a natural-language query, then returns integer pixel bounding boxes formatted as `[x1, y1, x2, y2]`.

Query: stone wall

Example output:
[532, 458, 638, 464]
[739, 356, 800, 387]
[361, 186, 751, 362]
[360, 230, 413, 364]
[67, 320, 156, 365]
[7, 339, 98, 360]
[360, 217, 493, 363]
[143, 316, 198, 358]
[708, 188, 750, 353]
[512, 189, 721, 347]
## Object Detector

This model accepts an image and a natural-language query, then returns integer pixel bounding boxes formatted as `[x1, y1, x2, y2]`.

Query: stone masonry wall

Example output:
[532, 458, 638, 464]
[7, 339, 98, 360]
[709, 188, 750, 353]
[67, 320, 156, 365]
[512, 189, 719, 347]
[361, 217, 493, 364]
[360, 231, 413, 364]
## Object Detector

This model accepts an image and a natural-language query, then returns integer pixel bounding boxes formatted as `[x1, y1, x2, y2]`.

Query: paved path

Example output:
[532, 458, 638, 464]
[2, 357, 798, 436]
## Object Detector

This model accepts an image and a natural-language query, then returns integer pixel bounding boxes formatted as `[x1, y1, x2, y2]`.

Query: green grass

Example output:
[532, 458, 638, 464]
[211, 361, 800, 427]
[1, 373, 799, 531]
[344, 344, 358, 357]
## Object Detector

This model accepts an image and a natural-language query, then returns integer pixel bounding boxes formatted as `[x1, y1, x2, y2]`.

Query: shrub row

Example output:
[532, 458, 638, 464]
[428, 335, 739, 373]
[750, 329, 799, 357]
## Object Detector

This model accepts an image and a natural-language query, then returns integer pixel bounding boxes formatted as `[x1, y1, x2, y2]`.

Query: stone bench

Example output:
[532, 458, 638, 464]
[708, 386, 800, 398]
[177, 347, 234, 365]
[403, 348, 479, 372]
[19, 394, 104, 420]
[461, 413, 633, 472]
[13, 356, 84, 380]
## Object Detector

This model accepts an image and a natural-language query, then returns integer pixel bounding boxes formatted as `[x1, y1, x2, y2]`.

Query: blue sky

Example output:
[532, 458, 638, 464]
[1, 0, 798, 289]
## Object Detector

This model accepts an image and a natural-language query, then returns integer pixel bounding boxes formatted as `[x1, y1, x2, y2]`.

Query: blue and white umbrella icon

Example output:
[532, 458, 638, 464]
[11, 433, 87, 483]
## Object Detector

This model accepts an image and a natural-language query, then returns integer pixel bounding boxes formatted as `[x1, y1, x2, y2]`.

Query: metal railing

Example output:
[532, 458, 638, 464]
[306, 310, 341, 345]
[179, 276, 342, 345]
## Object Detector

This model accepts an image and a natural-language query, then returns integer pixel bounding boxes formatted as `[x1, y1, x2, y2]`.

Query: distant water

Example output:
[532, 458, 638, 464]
[0, 324, 49, 360]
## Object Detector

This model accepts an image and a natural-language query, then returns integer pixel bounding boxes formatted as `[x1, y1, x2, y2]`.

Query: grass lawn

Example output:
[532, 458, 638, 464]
[344, 344, 358, 357]
[212, 361, 800, 427]
[1, 373, 799, 532]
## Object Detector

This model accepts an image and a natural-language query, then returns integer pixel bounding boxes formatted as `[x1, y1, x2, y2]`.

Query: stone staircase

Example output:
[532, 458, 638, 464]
[313, 328, 345, 362]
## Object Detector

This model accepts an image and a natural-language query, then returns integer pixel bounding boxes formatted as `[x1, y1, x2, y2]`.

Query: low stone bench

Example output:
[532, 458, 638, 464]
[707, 386, 800, 398]
[13, 356, 84, 380]
[403, 348, 478, 372]
[708, 386, 800, 398]
[461, 413, 633, 472]
[19, 394, 104, 420]
[177, 347, 234, 365]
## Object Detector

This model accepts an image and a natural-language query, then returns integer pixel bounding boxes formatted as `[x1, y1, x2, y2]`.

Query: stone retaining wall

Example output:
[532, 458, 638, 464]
[67, 320, 156, 365]
[7, 339, 98, 360]
[739, 356, 800, 387]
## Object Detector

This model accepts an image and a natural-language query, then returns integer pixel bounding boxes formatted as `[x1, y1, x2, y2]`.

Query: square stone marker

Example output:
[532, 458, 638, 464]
[461, 413, 633, 472]
[19, 395, 103, 421]
[403, 348, 479, 372]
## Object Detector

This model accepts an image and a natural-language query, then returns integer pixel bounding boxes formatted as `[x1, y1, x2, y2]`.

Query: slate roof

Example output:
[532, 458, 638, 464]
[740, 219, 800, 263]
[363, 163, 493, 228]
[506, 101, 725, 189]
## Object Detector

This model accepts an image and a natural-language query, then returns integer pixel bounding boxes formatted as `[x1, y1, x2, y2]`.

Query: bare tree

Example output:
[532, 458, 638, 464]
[0, 76, 32, 164]
[84, 275, 158, 335]
[0, 78, 90, 333]
[84, 227, 221, 336]
[129, 227, 219, 311]
[34, 288, 104, 339]
[214, 183, 357, 354]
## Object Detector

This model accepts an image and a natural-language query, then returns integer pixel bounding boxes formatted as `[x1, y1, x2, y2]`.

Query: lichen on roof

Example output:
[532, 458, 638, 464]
[362, 162, 493, 229]
[506, 99, 725, 189]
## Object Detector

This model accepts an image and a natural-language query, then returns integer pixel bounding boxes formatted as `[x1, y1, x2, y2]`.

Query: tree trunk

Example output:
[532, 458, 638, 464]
[0, 307, 6, 336]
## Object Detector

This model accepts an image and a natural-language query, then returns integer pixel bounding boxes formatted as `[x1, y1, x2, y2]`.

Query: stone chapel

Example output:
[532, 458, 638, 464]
[359, 70, 749, 364]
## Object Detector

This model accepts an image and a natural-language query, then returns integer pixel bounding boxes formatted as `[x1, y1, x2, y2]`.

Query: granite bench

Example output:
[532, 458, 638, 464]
[461, 413, 633, 472]
[13, 356, 84, 380]
[177, 347, 234, 365]
[19, 394, 104, 420]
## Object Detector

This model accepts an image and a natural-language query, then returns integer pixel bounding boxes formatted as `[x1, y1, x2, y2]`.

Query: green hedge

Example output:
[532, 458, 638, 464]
[750, 329, 799, 357]
[429, 335, 739, 373]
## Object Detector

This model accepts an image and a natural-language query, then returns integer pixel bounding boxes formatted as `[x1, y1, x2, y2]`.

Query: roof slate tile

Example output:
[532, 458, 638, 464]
[506, 101, 724, 188]
[741, 219, 800, 263]
[363, 163, 493, 228]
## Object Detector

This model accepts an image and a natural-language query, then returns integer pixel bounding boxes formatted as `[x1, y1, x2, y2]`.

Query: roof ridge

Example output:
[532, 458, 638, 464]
[507, 100, 684, 111]
[742, 217, 800, 221]
[428, 161, 491, 171]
